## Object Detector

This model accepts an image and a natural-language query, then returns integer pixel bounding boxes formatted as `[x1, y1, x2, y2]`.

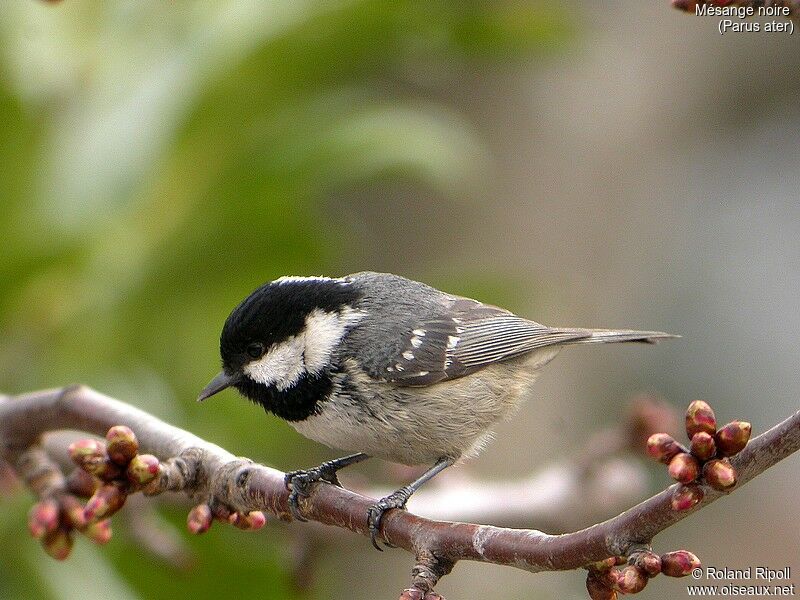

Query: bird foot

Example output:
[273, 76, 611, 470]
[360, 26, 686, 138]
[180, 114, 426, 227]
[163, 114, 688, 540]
[367, 486, 413, 551]
[284, 464, 341, 522]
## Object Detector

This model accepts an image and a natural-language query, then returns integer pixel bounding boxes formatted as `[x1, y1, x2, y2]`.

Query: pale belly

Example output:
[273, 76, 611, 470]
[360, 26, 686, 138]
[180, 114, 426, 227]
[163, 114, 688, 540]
[290, 349, 559, 465]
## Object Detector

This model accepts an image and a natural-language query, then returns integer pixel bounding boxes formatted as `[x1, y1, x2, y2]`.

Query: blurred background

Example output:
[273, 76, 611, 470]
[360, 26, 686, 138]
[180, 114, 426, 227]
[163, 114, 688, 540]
[1, 1, 798, 598]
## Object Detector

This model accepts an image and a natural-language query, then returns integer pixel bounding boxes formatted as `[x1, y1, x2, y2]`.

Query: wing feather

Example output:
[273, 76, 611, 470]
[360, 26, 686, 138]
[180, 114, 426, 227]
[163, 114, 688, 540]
[381, 298, 590, 386]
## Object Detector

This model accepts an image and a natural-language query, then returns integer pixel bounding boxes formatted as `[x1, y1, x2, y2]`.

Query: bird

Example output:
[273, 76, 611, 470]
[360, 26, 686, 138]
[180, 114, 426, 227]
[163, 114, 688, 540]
[198, 271, 675, 549]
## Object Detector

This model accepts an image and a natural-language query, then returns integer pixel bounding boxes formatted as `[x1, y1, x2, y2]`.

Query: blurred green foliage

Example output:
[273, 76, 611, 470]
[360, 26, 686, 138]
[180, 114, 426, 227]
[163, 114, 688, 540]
[0, 1, 571, 598]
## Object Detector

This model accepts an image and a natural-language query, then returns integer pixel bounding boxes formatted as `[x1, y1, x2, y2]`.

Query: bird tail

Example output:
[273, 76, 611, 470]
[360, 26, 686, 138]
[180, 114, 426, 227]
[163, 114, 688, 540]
[559, 328, 679, 345]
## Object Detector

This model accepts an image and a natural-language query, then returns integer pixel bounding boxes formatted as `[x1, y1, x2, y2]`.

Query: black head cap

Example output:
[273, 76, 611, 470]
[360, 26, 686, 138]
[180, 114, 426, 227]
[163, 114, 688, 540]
[219, 276, 361, 374]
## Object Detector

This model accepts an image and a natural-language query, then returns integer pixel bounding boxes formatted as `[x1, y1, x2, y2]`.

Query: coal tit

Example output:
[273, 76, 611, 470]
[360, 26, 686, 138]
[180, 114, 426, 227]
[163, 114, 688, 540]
[198, 271, 675, 548]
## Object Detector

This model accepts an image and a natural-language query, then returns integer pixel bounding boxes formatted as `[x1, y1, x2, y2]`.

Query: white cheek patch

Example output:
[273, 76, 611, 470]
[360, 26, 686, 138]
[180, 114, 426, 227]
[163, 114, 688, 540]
[243, 307, 363, 391]
[243, 336, 306, 392]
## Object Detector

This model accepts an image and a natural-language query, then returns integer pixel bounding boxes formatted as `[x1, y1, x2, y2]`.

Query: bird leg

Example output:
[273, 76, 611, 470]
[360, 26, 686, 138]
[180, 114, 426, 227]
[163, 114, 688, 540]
[285, 453, 369, 522]
[367, 457, 455, 551]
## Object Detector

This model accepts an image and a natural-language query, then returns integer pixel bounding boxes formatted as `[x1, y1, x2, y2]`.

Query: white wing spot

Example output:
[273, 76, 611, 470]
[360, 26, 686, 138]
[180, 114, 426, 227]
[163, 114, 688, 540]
[452, 318, 462, 324]
[387, 366, 395, 372]
[455, 327, 465, 334]
[447, 335, 460, 349]
[410, 336, 422, 348]
[412, 329, 426, 337]
[395, 364, 405, 372]
[402, 351, 414, 360]
[417, 371, 429, 377]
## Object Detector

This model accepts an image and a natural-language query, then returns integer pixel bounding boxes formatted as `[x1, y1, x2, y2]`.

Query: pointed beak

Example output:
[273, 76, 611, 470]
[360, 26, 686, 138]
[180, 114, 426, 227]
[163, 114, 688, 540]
[197, 371, 237, 402]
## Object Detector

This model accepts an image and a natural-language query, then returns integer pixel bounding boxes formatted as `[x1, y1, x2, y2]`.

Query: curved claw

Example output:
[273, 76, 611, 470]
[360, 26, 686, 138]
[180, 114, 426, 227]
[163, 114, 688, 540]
[285, 469, 322, 522]
[283, 454, 370, 525]
[367, 487, 412, 551]
[287, 488, 309, 522]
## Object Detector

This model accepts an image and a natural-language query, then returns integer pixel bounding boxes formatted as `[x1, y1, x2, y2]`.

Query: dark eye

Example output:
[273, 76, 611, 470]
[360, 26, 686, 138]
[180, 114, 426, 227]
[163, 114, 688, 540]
[246, 342, 265, 359]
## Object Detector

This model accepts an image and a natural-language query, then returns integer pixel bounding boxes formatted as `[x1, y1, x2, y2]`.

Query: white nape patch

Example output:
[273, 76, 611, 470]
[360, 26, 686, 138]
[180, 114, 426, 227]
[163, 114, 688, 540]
[402, 351, 414, 360]
[447, 335, 460, 349]
[243, 306, 363, 391]
[303, 308, 361, 373]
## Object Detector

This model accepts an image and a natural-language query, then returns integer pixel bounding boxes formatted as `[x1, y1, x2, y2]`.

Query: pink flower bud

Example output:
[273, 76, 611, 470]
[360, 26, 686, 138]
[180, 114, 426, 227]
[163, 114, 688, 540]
[28, 499, 60, 539]
[586, 572, 618, 600]
[646, 433, 687, 464]
[187, 504, 213, 535]
[66, 468, 99, 498]
[715, 421, 751, 457]
[106, 426, 139, 466]
[84, 519, 113, 545]
[702, 458, 737, 491]
[668, 453, 700, 483]
[60, 495, 87, 529]
[41, 528, 73, 560]
[228, 510, 266, 530]
[84, 484, 126, 522]
[68, 439, 108, 475]
[685, 400, 716, 438]
[615, 565, 648, 594]
[661, 550, 701, 577]
[126, 454, 160, 486]
[689, 432, 716, 461]
[630, 550, 662, 577]
[671, 483, 704, 511]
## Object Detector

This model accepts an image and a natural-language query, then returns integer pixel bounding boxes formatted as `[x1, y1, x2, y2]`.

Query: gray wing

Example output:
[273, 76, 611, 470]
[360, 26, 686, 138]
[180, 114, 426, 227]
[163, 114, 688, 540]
[379, 297, 591, 386]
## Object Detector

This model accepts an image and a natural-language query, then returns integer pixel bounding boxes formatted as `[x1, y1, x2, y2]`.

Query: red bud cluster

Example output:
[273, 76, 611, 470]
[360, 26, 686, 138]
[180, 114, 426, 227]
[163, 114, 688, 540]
[228, 510, 267, 531]
[586, 547, 701, 598]
[646, 399, 751, 511]
[187, 503, 268, 535]
[31, 425, 164, 560]
[585, 554, 654, 598]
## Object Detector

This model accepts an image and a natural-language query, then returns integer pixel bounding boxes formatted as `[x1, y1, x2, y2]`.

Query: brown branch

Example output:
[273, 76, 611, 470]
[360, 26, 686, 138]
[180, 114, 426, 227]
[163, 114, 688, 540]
[1, 386, 798, 590]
